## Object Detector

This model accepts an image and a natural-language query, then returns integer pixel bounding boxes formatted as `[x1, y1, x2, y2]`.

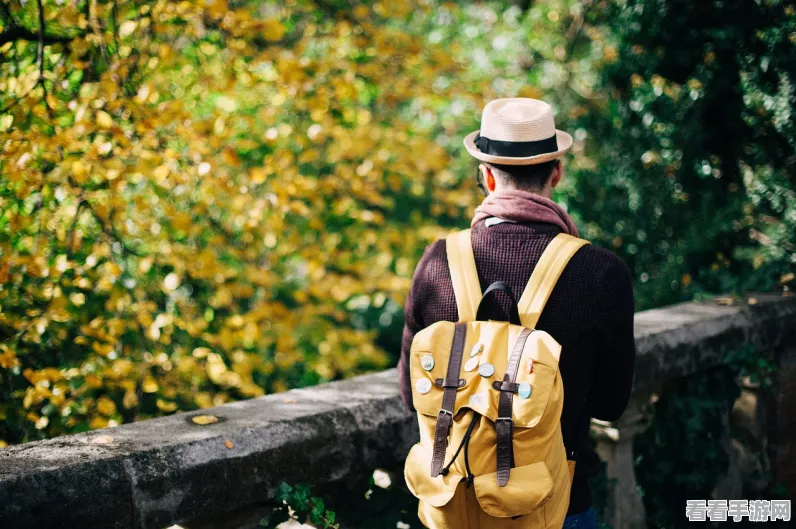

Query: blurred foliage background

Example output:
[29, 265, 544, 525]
[0, 0, 793, 447]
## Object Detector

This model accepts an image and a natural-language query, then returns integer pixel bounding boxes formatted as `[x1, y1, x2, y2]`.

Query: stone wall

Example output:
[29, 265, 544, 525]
[769, 345, 796, 496]
[1, 295, 795, 529]
[592, 294, 796, 529]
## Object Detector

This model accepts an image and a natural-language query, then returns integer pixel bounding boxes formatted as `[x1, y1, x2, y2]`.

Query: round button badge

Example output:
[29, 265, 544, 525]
[415, 378, 432, 395]
[464, 357, 479, 373]
[518, 383, 532, 399]
[470, 342, 484, 357]
[420, 354, 435, 371]
[478, 362, 495, 378]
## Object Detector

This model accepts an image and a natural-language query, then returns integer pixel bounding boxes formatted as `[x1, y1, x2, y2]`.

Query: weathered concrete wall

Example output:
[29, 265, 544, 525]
[633, 294, 796, 393]
[1, 295, 795, 529]
[0, 372, 417, 529]
[595, 295, 796, 529]
[769, 345, 796, 496]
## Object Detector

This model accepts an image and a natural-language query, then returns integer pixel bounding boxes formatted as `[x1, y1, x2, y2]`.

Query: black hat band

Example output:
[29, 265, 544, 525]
[474, 133, 558, 158]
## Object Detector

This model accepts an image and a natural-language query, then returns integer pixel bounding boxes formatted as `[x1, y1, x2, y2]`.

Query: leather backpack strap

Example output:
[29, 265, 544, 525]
[445, 229, 482, 322]
[517, 233, 590, 337]
[430, 322, 468, 477]
[495, 328, 535, 487]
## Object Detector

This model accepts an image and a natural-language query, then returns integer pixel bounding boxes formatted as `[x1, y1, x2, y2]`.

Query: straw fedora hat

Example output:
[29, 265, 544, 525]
[463, 98, 573, 165]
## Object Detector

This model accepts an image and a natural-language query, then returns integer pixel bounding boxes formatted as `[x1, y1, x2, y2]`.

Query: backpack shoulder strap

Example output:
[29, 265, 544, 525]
[445, 229, 482, 322]
[517, 233, 589, 331]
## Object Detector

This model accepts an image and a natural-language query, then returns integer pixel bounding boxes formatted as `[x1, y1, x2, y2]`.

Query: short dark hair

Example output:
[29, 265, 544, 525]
[485, 159, 558, 191]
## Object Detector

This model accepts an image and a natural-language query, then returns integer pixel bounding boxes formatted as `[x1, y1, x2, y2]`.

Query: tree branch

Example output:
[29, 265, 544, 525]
[0, 25, 75, 46]
[66, 200, 87, 258]
[36, 0, 55, 118]
[0, 1, 68, 113]
[88, 0, 108, 60]
[0, 0, 83, 48]
[110, 0, 119, 50]
[37, 0, 45, 76]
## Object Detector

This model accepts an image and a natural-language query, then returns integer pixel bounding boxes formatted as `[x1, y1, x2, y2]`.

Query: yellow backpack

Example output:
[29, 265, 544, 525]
[404, 230, 589, 529]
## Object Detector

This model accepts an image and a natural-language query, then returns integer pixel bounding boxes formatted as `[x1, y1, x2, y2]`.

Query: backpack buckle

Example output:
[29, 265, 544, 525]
[438, 409, 453, 418]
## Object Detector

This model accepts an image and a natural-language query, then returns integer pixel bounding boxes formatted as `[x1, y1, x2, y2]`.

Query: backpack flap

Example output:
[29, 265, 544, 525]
[504, 330, 562, 429]
[410, 321, 561, 429]
[410, 322, 516, 422]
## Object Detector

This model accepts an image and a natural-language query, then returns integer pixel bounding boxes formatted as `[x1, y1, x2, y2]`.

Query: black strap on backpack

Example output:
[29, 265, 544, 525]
[430, 322, 468, 477]
[475, 281, 521, 325]
[474, 281, 536, 486]
[438, 409, 480, 486]
[495, 327, 535, 487]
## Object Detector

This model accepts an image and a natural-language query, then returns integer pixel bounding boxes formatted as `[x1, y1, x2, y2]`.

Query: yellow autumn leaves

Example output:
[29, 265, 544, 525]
[1, 0, 485, 444]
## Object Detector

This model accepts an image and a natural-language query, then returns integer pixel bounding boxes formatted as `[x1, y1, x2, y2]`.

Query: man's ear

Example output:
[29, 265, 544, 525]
[481, 164, 497, 193]
[549, 160, 563, 188]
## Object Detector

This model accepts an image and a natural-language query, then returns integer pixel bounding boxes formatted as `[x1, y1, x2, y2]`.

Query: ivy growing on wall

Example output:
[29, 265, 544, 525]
[634, 344, 785, 529]
[258, 473, 422, 529]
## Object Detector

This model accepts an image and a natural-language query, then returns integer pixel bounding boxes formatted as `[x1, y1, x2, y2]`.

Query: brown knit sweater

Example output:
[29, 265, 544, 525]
[397, 219, 636, 515]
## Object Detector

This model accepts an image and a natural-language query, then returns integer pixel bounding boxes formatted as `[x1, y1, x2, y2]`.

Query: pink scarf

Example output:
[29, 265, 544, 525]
[471, 189, 579, 237]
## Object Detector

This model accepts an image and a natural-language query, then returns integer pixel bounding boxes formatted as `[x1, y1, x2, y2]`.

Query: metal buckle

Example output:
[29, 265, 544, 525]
[438, 409, 453, 418]
[496, 416, 513, 423]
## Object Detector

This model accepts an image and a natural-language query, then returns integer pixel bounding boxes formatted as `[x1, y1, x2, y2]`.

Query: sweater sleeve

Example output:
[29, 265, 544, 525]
[397, 295, 420, 411]
[588, 259, 636, 422]
[397, 243, 438, 411]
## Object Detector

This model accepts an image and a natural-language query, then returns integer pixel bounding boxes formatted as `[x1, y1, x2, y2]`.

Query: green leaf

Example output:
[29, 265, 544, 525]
[309, 498, 325, 523]
[274, 482, 293, 503]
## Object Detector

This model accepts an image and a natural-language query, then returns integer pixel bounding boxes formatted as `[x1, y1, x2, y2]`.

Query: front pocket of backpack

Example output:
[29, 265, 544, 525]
[404, 443, 463, 507]
[472, 460, 554, 518]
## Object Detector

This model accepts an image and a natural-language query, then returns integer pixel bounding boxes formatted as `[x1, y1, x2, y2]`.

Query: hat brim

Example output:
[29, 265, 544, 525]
[462, 129, 573, 165]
